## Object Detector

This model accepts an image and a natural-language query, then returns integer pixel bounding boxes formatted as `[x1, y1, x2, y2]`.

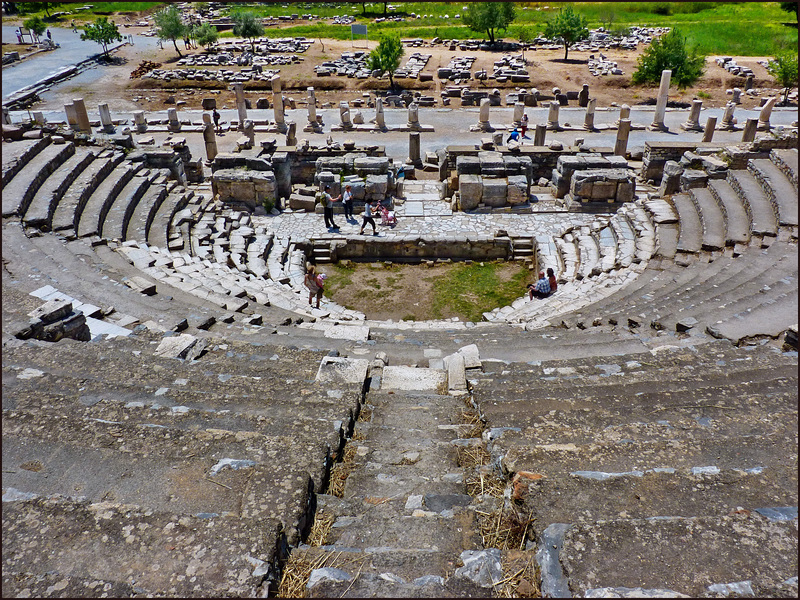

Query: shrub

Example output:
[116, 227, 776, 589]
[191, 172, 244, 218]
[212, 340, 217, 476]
[768, 52, 799, 105]
[632, 28, 705, 88]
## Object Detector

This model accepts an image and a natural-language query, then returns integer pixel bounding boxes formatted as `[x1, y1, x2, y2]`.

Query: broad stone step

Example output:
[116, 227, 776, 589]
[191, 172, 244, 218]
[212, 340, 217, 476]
[707, 179, 751, 245]
[2, 496, 282, 597]
[559, 513, 798, 597]
[76, 162, 143, 238]
[728, 170, 778, 237]
[1, 142, 75, 218]
[706, 290, 799, 344]
[688, 187, 725, 250]
[22, 147, 96, 230]
[101, 175, 156, 240]
[609, 214, 636, 267]
[51, 152, 125, 235]
[748, 158, 799, 227]
[596, 226, 617, 271]
[671, 194, 702, 254]
[1, 136, 50, 189]
[497, 431, 795, 476]
[125, 181, 174, 242]
[148, 191, 193, 249]
[771, 148, 798, 190]
[576, 232, 601, 278]
[2, 570, 136, 598]
[514, 465, 797, 536]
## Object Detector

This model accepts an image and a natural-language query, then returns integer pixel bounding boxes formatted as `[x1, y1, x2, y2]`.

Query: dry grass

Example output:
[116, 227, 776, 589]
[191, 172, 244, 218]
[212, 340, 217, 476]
[278, 550, 366, 598]
[357, 406, 372, 423]
[496, 552, 542, 598]
[305, 513, 335, 547]
[460, 408, 485, 438]
[327, 442, 357, 498]
[456, 444, 491, 469]
[475, 506, 535, 551]
[465, 470, 506, 499]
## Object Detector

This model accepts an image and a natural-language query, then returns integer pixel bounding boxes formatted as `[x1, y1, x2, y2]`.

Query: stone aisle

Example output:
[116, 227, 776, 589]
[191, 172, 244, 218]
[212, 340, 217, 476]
[289, 358, 503, 597]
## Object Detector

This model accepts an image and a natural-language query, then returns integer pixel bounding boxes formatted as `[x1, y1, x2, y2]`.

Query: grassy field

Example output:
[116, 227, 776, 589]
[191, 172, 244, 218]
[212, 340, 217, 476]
[8, 2, 796, 56]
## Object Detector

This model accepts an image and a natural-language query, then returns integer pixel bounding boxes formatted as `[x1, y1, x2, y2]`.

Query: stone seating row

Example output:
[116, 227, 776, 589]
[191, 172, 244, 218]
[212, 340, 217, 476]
[471, 340, 798, 597]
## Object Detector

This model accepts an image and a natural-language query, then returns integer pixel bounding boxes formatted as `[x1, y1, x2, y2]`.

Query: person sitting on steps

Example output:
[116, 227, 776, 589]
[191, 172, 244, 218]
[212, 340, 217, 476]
[547, 267, 558, 294]
[527, 271, 551, 300]
[304, 265, 326, 309]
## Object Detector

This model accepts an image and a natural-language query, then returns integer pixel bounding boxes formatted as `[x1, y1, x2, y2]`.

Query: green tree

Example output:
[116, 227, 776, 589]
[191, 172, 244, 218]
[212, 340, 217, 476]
[368, 34, 403, 90]
[154, 5, 188, 58]
[462, 2, 515, 45]
[80, 16, 122, 59]
[19, 2, 60, 17]
[543, 6, 589, 61]
[768, 52, 798, 105]
[517, 26, 534, 63]
[193, 22, 219, 50]
[22, 15, 46, 38]
[232, 11, 264, 53]
[631, 28, 705, 88]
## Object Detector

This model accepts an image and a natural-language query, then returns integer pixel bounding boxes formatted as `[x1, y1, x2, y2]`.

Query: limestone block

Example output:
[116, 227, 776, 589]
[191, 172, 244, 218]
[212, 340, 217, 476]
[353, 156, 389, 174]
[507, 175, 529, 205]
[459, 174, 483, 210]
[591, 181, 617, 199]
[456, 155, 481, 176]
[365, 174, 388, 197]
[616, 181, 636, 203]
[571, 168, 634, 201]
[482, 179, 508, 207]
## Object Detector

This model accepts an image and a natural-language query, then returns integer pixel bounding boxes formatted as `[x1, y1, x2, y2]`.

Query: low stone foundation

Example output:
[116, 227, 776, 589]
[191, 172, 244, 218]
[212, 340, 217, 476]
[318, 236, 514, 263]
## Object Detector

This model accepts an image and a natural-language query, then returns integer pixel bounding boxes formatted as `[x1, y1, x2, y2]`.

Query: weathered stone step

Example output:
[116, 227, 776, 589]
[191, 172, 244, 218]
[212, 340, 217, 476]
[559, 512, 798, 597]
[124, 180, 174, 242]
[100, 174, 155, 241]
[148, 190, 194, 249]
[515, 465, 797, 536]
[671, 194, 703, 254]
[749, 158, 798, 227]
[728, 170, 779, 237]
[576, 231, 601, 278]
[770, 148, 798, 191]
[75, 161, 143, 238]
[1, 569, 136, 598]
[498, 430, 796, 476]
[2, 496, 282, 597]
[51, 151, 125, 235]
[22, 147, 96, 230]
[2, 141, 75, 218]
[688, 187, 725, 250]
[707, 290, 799, 344]
[707, 179, 751, 244]
[1, 136, 50, 189]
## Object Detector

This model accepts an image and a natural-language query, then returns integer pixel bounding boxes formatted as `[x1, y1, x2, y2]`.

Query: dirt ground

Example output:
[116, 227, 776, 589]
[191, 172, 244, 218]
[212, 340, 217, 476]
[26, 33, 786, 114]
[316, 260, 531, 322]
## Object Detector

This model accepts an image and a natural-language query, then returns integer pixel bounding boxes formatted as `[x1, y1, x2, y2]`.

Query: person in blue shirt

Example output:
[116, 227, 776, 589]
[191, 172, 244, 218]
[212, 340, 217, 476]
[507, 128, 520, 144]
[527, 271, 551, 300]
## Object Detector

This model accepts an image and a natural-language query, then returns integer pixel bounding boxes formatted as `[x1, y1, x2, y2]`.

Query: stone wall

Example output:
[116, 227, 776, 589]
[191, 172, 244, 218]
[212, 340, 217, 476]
[552, 154, 629, 198]
[326, 236, 513, 262]
[212, 168, 276, 211]
[641, 141, 728, 184]
[570, 168, 636, 203]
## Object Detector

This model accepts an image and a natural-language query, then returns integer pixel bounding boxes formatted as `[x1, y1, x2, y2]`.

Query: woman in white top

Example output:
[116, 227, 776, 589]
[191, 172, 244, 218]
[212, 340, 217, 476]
[359, 201, 378, 235]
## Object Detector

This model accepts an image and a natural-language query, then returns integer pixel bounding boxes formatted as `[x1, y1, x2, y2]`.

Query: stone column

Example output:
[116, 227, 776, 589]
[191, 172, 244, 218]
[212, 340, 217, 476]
[546, 101, 560, 130]
[234, 83, 247, 130]
[741, 118, 758, 142]
[681, 99, 703, 131]
[271, 74, 282, 94]
[477, 98, 492, 131]
[731, 87, 741, 104]
[273, 93, 287, 133]
[649, 69, 671, 131]
[614, 119, 631, 156]
[745, 74, 754, 90]
[167, 108, 181, 132]
[408, 102, 421, 130]
[98, 103, 114, 133]
[578, 84, 590, 108]
[2, 106, 10, 125]
[286, 121, 297, 146]
[243, 118, 254, 145]
[615, 104, 630, 128]
[375, 97, 386, 130]
[512, 102, 524, 126]
[133, 111, 147, 133]
[339, 101, 352, 129]
[306, 87, 317, 127]
[719, 102, 736, 130]
[72, 98, 92, 133]
[64, 102, 79, 131]
[702, 116, 717, 142]
[202, 113, 218, 162]
[583, 98, 596, 130]
[408, 131, 422, 167]
[533, 123, 547, 146]
[757, 96, 777, 130]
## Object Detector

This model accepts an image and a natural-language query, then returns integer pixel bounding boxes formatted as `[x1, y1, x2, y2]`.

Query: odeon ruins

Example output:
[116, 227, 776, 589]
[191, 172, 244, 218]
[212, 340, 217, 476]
[2, 11, 798, 599]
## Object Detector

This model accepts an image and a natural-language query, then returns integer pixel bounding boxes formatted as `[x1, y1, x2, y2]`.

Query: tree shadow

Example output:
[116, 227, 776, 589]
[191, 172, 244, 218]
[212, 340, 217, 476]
[97, 55, 128, 66]
[549, 58, 587, 65]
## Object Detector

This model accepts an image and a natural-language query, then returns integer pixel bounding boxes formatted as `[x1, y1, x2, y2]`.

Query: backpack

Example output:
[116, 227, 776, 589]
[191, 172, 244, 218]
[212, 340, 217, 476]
[317, 192, 327, 207]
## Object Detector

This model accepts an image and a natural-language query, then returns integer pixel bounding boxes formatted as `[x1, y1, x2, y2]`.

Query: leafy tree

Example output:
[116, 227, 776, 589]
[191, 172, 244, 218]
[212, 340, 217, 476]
[768, 52, 798, 105]
[517, 26, 534, 63]
[368, 34, 403, 90]
[779, 2, 798, 17]
[22, 15, 46, 38]
[193, 22, 219, 50]
[631, 28, 705, 88]
[80, 16, 122, 58]
[19, 2, 60, 17]
[462, 2, 515, 45]
[232, 11, 264, 53]
[543, 6, 589, 61]
[154, 5, 188, 58]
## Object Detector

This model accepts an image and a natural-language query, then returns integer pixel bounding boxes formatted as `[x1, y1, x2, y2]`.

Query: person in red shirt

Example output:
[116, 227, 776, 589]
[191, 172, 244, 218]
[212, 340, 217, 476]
[547, 267, 557, 293]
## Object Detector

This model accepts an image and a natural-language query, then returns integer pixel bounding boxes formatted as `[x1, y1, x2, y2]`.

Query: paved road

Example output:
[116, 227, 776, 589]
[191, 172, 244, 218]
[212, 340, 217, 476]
[2, 25, 158, 99]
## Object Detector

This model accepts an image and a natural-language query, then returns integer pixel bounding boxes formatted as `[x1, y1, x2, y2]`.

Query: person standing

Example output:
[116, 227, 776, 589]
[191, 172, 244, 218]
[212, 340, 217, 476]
[521, 113, 529, 138]
[342, 184, 354, 221]
[15, 29, 22, 44]
[359, 200, 378, 236]
[321, 185, 339, 229]
[304, 265, 326, 309]
[46, 29, 52, 41]
[212, 108, 221, 133]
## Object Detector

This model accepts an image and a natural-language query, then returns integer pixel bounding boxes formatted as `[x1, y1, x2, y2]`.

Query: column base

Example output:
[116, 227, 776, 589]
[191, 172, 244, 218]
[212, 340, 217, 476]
[680, 122, 703, 132]
[648, 122, 669, 132]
